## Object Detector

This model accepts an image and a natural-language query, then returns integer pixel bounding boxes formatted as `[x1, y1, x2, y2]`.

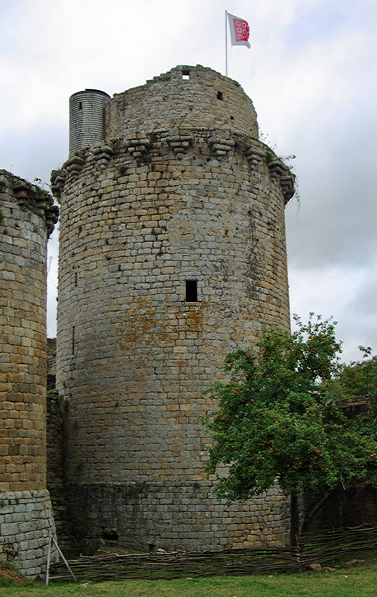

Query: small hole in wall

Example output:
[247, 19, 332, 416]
[186, 280, 198, 302]
[102, 530, 118, 542]
[182, 70, 190, 80]
[78, 102, 82, 110]
[217, 91, 224, 100]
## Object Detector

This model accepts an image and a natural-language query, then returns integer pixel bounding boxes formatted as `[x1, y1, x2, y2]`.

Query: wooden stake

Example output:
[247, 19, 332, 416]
[46, 530, 77, 585]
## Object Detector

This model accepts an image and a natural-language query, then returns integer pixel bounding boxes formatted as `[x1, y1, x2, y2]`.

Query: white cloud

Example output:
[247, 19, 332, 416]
[288, 263, 375, 362]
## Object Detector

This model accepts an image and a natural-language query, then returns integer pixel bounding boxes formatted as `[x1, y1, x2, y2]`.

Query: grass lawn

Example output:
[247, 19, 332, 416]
[1, 549, 376, 597]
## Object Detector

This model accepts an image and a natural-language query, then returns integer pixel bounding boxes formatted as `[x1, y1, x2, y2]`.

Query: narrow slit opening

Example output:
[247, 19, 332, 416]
[185, 280, 198, 302]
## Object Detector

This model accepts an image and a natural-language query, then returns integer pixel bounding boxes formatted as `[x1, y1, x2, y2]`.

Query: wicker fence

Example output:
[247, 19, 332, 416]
[48, 524, 377, 582]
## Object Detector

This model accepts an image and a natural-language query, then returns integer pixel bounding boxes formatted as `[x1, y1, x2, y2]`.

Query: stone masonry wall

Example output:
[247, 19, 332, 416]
[0, 172, 57, 491]
[105, 65, 259, 142]
[0, 171, 58, 576]
[69, 482, 289, 554]
[55, 131, 293, 484]
[69, 90, 111, 156]
[53, 66, 295, 552]
[0, 491, 56, 577]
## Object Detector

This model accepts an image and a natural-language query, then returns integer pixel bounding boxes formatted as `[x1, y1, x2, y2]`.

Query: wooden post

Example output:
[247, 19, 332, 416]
[45, 530, 77, 585]
[45, 531, 52, 586]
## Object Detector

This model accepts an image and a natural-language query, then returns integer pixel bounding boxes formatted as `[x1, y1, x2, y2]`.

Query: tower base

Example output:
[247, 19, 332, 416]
[67, 482, 290, 554]
[0, 490, 57, 578]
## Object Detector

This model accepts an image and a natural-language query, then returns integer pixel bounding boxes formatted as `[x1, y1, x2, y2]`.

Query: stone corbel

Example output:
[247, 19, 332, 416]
[208, 136, 235, 157]
[267, 159, 295, 202]
[90, 143, 114, 169]
[123, 137, 151, 164]
[165, 134, 192, 159]
[65, 154, 85, 177]
[244, 147, 265, 170]
[50, 169, 67, 200]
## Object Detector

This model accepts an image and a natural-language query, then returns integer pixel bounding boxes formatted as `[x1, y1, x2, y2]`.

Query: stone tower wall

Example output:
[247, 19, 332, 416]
[105, 65, 259, 141]
[53, 66, 295, 552]
[0, 171, 58, 576]
[69, 89, 111, 156]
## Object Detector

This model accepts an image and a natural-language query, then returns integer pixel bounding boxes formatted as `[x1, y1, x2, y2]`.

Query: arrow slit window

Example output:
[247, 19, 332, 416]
[185, 280, 198, 302]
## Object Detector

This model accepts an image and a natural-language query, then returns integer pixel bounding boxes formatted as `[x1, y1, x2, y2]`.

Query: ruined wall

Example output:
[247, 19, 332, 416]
[52, 65, 295, 552]
[105, 65, 259, 141]
[0, 171, 58, 576]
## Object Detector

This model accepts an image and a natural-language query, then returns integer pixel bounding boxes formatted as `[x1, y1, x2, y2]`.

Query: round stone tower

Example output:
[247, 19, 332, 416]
[0, 170, 58, 576]
[69, 89, 111, 155]
[52, 65, 295, 553]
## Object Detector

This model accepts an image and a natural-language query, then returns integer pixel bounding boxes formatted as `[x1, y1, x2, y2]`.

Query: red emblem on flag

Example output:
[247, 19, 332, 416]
[227, 12, 251, 48]
[234, 18, 249, 44]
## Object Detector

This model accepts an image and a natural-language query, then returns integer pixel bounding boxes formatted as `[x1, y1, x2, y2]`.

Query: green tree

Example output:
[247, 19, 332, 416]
[331, 346, 377, 407]
[205, 315, 377, 546]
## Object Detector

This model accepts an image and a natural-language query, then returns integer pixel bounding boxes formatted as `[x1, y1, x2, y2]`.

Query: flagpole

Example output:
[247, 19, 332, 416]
[225, 10, 228, 76]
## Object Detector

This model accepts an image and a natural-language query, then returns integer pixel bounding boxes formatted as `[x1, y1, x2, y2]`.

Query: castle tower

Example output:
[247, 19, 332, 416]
[0, 171, 58, 576]
[69, 89, 111, 155]
[52, 65, 295, 552]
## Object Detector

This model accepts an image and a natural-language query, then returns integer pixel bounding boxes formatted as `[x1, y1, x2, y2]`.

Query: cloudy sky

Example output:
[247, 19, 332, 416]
[1, 0, 376, 363]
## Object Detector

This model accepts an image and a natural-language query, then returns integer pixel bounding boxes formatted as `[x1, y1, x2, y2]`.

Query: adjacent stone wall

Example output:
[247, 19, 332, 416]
[0, 171, 58, 576]
[53, 66, 295, 552]
[0, 491, 56, 577]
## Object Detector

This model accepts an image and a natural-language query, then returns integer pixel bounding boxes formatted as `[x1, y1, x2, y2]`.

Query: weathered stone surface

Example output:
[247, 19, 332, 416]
[0, 172, 57, 492]
[0, 491, 56, 577]
[55, 65, 294, 552]
[0, 171, 58, 576]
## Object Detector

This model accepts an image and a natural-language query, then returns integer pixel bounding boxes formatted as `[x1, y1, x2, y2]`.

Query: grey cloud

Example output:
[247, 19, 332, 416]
[1, 0, 376, 361]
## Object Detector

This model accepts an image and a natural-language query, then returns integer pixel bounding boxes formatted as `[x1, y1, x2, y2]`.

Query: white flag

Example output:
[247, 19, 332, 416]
[227, 12, 250, 48]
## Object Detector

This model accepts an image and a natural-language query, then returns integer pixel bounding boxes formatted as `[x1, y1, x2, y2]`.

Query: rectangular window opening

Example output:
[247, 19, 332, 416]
[182, 70, 190, 80]
[185, 280, 198, 302]
[217, 91, 224, 100]
[78, 101, 83, 110]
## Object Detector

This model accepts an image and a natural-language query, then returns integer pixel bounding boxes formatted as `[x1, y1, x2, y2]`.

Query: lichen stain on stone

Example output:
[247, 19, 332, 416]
[115, 297, 169, 349]
[183, 302, 211, 333]
[115, 299, 216, 352]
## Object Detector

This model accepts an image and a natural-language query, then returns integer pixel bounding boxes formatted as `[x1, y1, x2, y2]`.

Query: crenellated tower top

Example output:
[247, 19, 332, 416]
[0, 170, 58, 236]
[68, 66, 258, 153]
[55, 65, 295, 203]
